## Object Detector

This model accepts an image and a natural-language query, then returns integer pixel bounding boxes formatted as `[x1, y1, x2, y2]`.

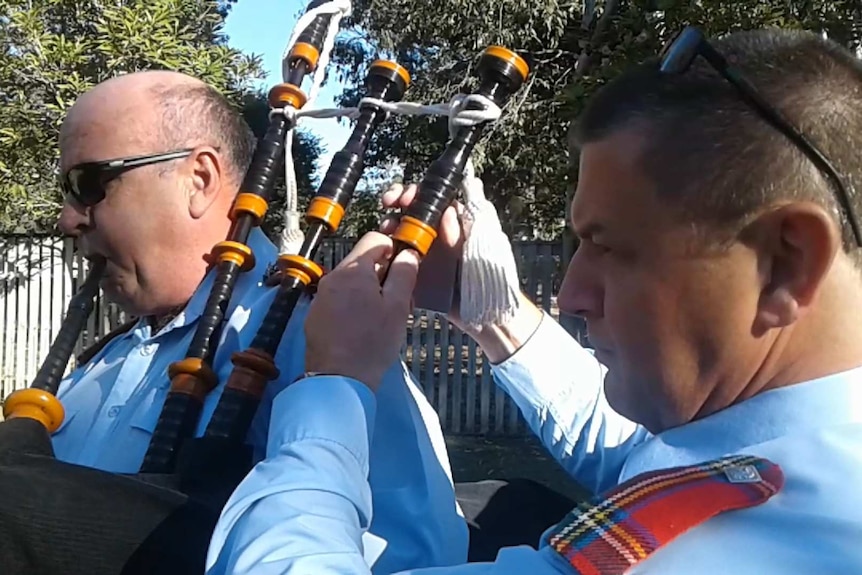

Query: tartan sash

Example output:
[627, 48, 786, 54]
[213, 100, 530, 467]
[546, 454, 784, 574]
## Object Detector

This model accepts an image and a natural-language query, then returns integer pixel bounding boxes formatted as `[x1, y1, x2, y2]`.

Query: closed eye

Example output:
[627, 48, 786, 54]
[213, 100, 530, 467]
[577, 237, 611, 256]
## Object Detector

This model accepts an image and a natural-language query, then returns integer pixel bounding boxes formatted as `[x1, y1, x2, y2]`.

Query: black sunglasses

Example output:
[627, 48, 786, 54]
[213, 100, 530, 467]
[659, 26, 862, 247]
[60, 149, 195, 208]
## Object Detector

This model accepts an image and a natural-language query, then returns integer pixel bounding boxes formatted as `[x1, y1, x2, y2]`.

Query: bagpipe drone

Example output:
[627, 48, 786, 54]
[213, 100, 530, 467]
[0, 1, 530, 572]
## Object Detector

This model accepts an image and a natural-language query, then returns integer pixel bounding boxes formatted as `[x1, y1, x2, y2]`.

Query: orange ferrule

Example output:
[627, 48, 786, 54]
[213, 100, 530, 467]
[212, 241, 255, 271]
[168, 357, 219, 393]
[484, 46, 530, 81]
[290, 42, 321, 71]
[232, 193, 268, 222]
[370, 60, 412, 87]
[277, 254, 324, 286]
[392, 216, 437, 257]
[168, 374, 211, 401]
[306, 197, 345, 231]
[3, 388, 65, 433]
[269, 83, 308, 109]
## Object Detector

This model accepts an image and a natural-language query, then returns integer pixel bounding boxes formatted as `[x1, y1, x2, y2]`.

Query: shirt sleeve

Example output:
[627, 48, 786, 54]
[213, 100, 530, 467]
[490, 312, 650, 493]
[205, 375, 379, 575]
[234, 292, 469, 572]
[205, 374, 572, 575]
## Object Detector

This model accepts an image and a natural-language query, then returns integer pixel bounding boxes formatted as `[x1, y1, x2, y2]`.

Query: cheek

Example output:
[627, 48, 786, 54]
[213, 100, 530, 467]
[600, 268, 705, 423]
[93, 181, 180, 260]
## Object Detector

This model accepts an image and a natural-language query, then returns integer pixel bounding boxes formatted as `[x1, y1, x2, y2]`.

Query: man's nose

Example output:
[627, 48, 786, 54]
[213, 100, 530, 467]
[557, 248, 603, 320]
[57, 200, 90, 236]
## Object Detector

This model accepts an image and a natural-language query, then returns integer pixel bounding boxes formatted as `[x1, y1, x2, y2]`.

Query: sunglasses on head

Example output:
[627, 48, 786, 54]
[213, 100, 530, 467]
[60, 149, 195, 208]
[658, 26, 862, 247]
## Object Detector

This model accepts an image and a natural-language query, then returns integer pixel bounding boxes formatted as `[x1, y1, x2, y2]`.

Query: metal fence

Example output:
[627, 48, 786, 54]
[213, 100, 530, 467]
[0, 235, 585, 435]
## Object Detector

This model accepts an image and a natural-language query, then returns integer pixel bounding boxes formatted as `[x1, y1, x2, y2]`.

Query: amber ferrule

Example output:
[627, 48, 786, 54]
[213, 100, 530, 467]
[166, 373, 212, 402]
[3, 388, 65, 433]
[167, 358, 218, 401]
[290, 42, 321, 71]
[226, 349, 280, 395]
[269, 83, 309, 109]
[392, 216, 438, 257]
[369, 59, 412, 88]
[483, 46, 530, 82]
[232, 192, 269, 223]
[212, 240, 255, 271]
[277, 254, 324, 286]
[307, 197, 346, 231]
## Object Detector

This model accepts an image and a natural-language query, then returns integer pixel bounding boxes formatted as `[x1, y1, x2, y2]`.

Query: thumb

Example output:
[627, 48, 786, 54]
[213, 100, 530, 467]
[382, 248, 420, 309]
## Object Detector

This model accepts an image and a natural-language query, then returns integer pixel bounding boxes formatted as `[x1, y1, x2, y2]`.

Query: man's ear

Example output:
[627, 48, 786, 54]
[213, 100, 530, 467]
[745, 202, 840, 336]
[187, 146, 223, 219]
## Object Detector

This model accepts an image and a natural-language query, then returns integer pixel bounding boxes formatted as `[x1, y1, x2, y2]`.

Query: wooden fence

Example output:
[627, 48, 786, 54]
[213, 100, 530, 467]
[0, 235, 586, 436]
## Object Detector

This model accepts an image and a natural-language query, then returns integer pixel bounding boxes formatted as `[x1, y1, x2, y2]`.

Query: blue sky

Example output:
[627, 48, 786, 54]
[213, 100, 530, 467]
[223, 1, 353, 177]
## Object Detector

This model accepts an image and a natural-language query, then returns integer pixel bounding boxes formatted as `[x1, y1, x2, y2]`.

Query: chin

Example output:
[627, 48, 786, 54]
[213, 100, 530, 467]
[602, 372, 626, 414]
[603, 373, 643, 424]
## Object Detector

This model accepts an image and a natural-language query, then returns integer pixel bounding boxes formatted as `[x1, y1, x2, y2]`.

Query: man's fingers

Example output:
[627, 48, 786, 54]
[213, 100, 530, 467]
[382, 183, 419, 208]
[399, 184, 418, 208]
[336, 231, 394, 269]
[382, 248, 420, 309]
[378, 213, 399, 235]
[438, 204, 462, 248]
[381, 184, 404, 209]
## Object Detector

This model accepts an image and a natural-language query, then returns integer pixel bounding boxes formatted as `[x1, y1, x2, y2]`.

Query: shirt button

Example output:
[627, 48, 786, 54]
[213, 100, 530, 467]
[107, 406, 121, 418]
[141, 344, 156, 356]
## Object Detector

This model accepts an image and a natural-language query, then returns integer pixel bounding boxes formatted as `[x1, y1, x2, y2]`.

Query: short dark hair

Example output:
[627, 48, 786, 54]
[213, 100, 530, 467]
[153, 83, 256, 184]
[573, 28, 862, 254]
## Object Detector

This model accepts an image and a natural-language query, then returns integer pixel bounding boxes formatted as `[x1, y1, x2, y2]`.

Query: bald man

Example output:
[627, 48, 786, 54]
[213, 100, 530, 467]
[53, 71, 468, 574]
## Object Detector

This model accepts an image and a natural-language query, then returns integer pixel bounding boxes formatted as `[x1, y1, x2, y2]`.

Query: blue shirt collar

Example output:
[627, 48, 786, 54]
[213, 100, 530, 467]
[619, 366, 862, 480]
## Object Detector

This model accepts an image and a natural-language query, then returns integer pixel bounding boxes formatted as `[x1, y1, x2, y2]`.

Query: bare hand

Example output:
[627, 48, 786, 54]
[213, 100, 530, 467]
[304, 232, 420, 391]
[379, 183, 465, 325]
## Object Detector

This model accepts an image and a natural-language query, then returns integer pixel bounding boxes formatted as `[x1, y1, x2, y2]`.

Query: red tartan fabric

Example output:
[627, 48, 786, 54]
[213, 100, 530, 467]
[546, 454, 784, 575]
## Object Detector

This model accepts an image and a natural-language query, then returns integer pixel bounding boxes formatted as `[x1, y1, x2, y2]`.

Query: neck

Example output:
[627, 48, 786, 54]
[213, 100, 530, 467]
[699, 269, 862, 418]
[148, 303, 186, 333]
[761, 290, 862, 393]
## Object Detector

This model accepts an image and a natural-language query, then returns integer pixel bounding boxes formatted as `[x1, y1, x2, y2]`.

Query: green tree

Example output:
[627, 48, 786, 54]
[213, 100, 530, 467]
[330, 0, 862, 243]
[0, 0, 266, 232]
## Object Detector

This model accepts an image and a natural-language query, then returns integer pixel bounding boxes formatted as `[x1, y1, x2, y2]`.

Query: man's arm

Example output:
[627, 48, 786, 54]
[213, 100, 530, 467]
[206, 376, 378, 575]
[206, 375, 569, 575]
[462, 294, 650, 494]
[214, 291, 469, 573]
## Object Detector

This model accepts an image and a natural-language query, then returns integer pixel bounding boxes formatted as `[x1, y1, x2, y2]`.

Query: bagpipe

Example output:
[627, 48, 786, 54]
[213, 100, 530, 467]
[0, 0, 530, 572]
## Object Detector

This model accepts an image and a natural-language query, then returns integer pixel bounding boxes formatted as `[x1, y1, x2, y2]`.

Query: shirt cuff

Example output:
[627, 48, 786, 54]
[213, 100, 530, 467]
[491, 311, 601, 407]
[266, 375, 378, 472]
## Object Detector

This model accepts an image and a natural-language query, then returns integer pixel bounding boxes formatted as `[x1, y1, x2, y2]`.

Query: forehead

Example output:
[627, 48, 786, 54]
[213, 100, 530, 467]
[571, 129, 674, 236]
[60, 97, 157, 171]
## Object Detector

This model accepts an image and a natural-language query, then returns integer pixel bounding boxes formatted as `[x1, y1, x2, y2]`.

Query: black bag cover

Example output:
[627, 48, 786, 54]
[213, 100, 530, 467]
[0, 418, 253, 575]
[455, 478, 578, 562]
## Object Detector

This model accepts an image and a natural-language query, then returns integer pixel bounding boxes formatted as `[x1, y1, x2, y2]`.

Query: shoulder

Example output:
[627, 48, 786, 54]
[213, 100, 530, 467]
[632, 426, 862, 574]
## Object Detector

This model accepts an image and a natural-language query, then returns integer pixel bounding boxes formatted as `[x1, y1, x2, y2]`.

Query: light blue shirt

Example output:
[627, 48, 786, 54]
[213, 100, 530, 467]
[52, 227, 468, 574]
[213, 311, 862, 574]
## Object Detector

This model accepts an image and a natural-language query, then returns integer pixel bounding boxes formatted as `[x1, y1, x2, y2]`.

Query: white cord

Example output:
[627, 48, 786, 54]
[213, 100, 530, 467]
[278, 0, 352, 255]
[274, 27, 521, 325]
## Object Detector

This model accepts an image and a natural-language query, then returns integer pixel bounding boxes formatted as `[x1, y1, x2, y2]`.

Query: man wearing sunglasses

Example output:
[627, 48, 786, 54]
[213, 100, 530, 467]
[206, 26, 862, 574]
[48, 69, 469, 573]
